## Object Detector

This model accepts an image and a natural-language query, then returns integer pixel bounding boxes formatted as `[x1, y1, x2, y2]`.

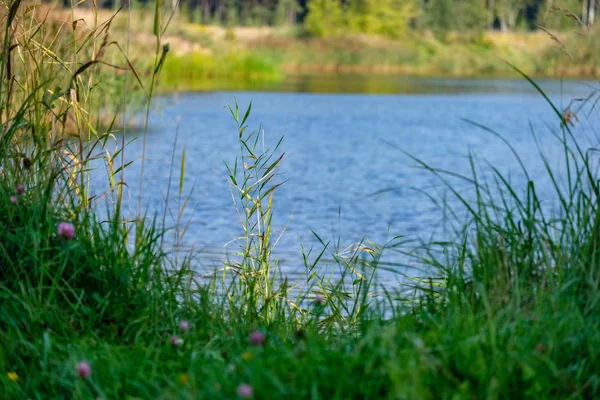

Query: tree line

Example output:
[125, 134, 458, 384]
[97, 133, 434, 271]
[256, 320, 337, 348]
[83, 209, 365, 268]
[95, 0, 596, 36]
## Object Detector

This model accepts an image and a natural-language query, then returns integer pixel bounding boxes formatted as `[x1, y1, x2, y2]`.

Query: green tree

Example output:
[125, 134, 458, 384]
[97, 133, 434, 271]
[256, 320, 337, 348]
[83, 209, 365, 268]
[494, 0, 531, 30]
[304, 0, 345, 36]
[539, 0, 587, 29]
[423, 0, 488, 32]
[225, 0, 241, 26]
[346, 0, 418, 37]
[275, 0, 302, 24]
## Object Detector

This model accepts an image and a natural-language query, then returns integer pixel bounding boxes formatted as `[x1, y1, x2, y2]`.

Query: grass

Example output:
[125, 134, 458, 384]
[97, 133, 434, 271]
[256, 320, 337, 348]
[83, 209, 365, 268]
[159, 51, 283, 91]
[1, 1, 600, 399]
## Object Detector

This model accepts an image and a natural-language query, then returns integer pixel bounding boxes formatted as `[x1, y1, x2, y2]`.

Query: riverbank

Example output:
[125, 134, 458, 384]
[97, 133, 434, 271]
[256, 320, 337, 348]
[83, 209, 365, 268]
[46, 7, 600, 94]
[159, 27, 600, 91]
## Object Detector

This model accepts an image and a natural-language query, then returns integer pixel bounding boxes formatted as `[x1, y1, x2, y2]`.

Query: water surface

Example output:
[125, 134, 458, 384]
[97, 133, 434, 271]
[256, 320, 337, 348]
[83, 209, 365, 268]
[91, 76, 600, 283]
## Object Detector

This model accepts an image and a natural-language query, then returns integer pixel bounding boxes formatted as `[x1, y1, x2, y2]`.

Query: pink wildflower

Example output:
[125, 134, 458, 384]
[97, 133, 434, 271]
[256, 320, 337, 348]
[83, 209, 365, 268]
[16, 184, 25, 195]
[237, 383, 254, 398]
[178, 320, 190, 332]
[248, 330, 265, 346]
[77, 361, 91, 378]
[170, 336, 184, 347]
[10, 195, 17, 204]
[57, 222, 75, 240]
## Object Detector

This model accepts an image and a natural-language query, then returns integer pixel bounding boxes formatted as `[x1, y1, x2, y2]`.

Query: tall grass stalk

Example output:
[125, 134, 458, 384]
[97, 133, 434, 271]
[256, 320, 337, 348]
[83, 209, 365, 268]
[137, 0, 176, 216]
[220, 100, 286, 323]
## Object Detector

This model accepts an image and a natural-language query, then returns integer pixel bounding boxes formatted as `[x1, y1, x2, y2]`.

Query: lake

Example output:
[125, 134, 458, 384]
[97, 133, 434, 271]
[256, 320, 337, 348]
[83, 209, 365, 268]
[90, 75, 599, 283]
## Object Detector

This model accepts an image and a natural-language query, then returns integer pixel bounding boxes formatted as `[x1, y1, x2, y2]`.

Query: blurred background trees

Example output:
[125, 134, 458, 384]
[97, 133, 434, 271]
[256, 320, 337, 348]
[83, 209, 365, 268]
[59, 0, 597, 36]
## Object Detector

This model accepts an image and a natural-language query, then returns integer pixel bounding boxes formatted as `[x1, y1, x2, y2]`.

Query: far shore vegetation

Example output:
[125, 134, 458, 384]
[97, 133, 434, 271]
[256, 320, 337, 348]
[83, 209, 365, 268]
[45, 1, 600, 93]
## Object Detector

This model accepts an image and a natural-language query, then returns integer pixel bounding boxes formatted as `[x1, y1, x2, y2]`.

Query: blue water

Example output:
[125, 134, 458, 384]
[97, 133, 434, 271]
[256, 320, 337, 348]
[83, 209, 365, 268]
[90, 76, 600, 282]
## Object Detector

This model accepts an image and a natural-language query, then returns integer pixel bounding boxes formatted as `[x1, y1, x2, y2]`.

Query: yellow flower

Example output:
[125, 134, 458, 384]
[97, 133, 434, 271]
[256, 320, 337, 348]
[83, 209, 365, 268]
[7, 371, 19, 381]
[241, 351, 253, 362]
[177, 373, 189, 384]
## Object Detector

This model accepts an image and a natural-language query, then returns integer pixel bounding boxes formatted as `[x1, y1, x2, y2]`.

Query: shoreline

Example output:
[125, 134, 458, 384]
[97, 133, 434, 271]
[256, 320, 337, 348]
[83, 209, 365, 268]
[156, 71, 599, 96]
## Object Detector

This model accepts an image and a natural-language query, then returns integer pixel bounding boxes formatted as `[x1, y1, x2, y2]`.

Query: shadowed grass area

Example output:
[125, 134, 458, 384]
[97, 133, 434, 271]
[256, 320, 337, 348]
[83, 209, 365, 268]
[1, 2, 600, 400]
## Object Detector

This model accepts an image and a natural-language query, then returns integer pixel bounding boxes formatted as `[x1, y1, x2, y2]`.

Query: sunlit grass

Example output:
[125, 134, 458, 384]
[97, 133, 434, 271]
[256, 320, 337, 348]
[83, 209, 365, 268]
[159, 51, 283, 91]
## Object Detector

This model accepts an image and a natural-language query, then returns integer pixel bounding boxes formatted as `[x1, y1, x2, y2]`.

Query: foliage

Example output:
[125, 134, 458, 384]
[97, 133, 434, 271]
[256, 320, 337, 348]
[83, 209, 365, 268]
[304, 0, 418, 38]
[346, 0, 419, 37]
[159, 51, 282, 90]
[72, 0, 599, 35]
[538, 0, 589, 30]
[304, 0, 344, 37]
[423, 0, 489, 33]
